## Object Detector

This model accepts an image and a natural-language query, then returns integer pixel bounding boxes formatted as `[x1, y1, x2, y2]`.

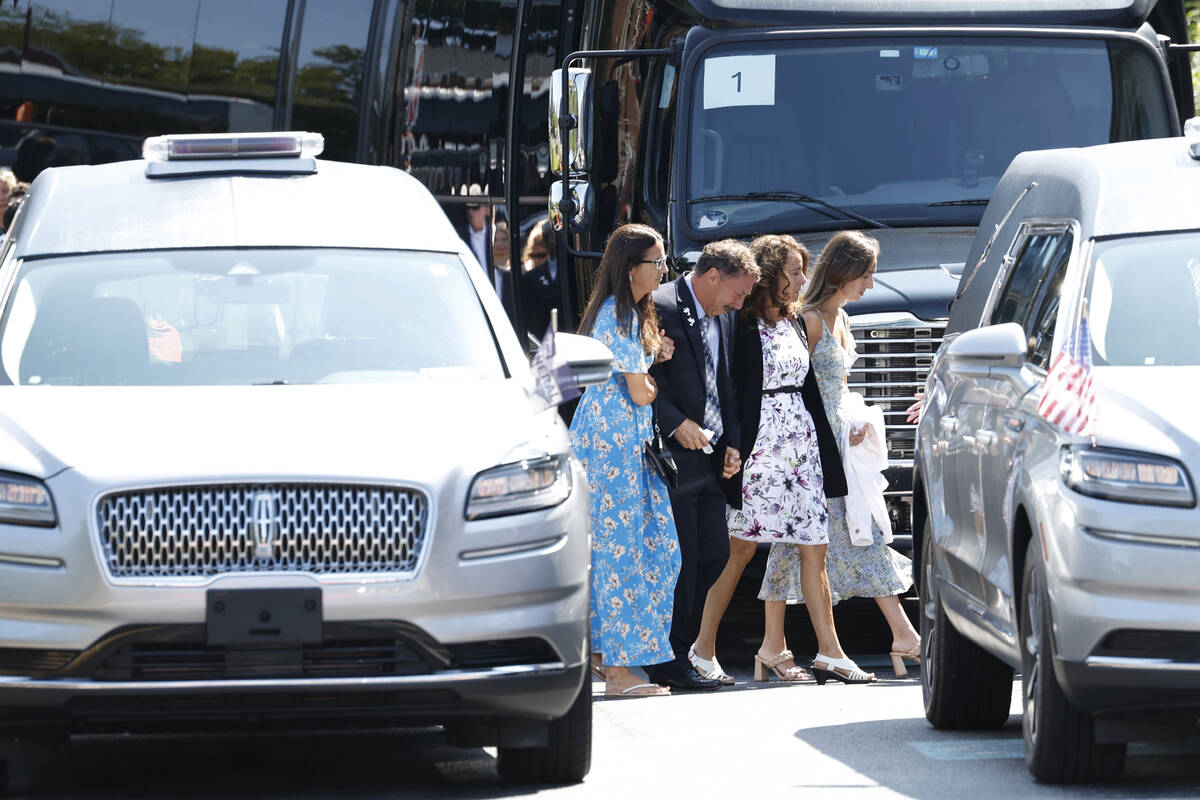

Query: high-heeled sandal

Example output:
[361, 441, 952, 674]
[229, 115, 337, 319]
[889, 644, 921, 678]
[753, 650, 812, 682]
[811, 653, 876, 685]
[688, 645, 735, 685]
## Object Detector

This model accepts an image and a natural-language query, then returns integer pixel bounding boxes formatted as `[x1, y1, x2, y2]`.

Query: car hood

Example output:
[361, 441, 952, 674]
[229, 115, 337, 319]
[0, 381, 564, 484]
[1094, 367, 1200, 462]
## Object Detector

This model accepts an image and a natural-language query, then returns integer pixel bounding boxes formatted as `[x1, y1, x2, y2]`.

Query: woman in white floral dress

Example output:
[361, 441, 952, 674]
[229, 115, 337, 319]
[688, 235, 872, 686]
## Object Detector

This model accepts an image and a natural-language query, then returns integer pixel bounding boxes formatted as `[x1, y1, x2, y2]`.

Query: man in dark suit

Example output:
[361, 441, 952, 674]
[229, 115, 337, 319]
[455, 190, 515, 318]
[647, 239, 760, 691]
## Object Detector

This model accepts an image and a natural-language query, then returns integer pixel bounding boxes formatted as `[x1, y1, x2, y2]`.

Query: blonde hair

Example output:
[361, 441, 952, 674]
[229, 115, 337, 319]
[801, 230, 880, 311]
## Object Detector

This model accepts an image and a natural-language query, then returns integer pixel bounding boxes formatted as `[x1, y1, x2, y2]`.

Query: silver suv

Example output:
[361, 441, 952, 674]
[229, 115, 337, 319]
[914, 134, 1200, 782]
[0, 133, 609, 791]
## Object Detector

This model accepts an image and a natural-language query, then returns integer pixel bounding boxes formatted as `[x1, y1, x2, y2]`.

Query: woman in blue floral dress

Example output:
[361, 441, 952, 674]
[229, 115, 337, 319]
[569, 223, 681, 697]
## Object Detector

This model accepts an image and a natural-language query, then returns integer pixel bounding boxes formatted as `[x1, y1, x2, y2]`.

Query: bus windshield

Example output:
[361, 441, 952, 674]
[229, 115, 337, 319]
[687, 36, 1172, 235]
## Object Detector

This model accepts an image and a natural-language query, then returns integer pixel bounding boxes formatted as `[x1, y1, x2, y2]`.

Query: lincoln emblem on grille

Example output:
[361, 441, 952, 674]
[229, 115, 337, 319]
[251, 491, 279, 559]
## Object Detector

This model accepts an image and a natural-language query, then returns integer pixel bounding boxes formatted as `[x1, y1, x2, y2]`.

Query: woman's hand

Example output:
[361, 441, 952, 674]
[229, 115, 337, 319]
[905, 391, 925, 424]
[849, 425, 867, 447]
[654, 331, 675, 364]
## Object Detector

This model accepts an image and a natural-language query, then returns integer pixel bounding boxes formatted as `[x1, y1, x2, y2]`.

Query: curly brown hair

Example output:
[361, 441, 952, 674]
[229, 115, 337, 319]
[577, 223, 662, 355]
[742, 234, 809, 321]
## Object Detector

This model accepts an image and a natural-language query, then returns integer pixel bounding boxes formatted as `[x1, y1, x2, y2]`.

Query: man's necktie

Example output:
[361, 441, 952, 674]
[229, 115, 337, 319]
[701, 318, 722, 442]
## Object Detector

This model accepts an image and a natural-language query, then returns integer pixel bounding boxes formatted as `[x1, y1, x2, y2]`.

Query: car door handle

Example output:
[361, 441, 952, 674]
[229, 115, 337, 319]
[939, 415, 959, 434]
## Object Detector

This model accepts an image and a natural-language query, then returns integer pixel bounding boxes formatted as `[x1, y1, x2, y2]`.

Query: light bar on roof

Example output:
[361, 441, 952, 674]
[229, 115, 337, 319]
[142, 132, 324, 162]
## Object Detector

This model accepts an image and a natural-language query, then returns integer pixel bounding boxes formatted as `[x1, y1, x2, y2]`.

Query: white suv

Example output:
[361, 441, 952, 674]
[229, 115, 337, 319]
[914, 135, 1200, 782]
[0, 133, 609, 792]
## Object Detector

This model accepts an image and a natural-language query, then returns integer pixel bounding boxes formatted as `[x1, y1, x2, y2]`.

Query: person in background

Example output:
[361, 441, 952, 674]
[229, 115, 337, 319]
[791, 230, 920, 677]
[0, 169, 17, 222]
[456, 185, 514, 316]
[568, 223, 680, 697]
[645, 239, 758, 692]
[522, 218, 561, 338]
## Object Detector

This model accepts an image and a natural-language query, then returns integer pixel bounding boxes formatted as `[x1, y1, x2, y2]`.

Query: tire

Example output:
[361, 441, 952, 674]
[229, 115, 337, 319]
[496, 674, 592, 784]
[1020, 540, 1125, 782]
[920, 519, 1014, 729]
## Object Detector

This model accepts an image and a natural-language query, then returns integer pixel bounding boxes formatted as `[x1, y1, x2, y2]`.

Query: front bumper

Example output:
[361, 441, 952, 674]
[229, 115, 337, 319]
[0, 661, 586, 734]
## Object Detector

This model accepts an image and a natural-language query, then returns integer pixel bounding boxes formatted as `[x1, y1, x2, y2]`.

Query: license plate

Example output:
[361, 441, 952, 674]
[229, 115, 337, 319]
[206, 588, 323, 646]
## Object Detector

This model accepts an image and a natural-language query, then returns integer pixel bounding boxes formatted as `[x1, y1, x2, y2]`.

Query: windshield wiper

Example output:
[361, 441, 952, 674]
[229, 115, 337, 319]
[687, 191, 891, 230]
[927, 198, 990, 207]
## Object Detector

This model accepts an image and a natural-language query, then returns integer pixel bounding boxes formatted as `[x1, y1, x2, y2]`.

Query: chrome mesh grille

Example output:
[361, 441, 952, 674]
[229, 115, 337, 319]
[849, 319, 946, 462]
[97, 484, 428, 579]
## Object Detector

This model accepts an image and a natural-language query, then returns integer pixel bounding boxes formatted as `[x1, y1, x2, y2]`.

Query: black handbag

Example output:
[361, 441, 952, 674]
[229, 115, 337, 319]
[643, 419, 679, 488]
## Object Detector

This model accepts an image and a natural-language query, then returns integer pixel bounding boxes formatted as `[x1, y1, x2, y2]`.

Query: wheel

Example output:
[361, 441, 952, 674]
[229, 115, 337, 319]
[920, 519, 1014, 729]
[496, 674, 591, 784]
[1020, 540, 1125, 782]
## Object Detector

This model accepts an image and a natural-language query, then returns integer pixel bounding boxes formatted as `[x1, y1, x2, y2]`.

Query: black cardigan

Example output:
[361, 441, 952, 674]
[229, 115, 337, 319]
[723, 314, 847, 509]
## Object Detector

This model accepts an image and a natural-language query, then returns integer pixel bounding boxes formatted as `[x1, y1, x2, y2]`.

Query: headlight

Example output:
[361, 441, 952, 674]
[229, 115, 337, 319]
[1059, 446, 1195, 508]
[465, 455, 572, 520]
[0, 473, 57, 527]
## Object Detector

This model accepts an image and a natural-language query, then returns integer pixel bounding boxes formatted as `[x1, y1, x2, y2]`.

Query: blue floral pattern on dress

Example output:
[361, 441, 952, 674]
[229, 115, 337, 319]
[568, 296, 680, 666]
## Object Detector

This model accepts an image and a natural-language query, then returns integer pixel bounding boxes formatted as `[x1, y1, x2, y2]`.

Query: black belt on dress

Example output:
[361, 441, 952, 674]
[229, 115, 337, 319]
[762, 384, 804, 396]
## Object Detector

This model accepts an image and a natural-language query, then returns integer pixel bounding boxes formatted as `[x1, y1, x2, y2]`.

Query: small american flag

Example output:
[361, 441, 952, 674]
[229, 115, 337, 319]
[1036, 311, 1096, 436]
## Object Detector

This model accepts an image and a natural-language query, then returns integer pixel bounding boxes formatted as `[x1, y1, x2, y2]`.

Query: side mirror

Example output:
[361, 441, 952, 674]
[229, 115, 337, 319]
[947, 322, 1027, 379]
[548, 179, 595, 232]
[549, 68, 592, 175]
[553, 332, 612, 389]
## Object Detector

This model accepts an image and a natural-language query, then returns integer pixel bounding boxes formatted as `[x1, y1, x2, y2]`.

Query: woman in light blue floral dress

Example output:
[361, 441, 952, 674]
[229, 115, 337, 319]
[769, 230, 920, 678]
[569, 223, 681, 697]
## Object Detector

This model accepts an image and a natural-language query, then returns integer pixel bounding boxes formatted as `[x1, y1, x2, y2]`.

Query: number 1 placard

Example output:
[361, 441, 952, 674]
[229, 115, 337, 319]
[702, 54, 775, 110]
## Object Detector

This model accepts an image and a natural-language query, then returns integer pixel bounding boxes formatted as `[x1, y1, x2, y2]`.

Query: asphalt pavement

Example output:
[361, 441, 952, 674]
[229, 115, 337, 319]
[6, 658, 1200, 799]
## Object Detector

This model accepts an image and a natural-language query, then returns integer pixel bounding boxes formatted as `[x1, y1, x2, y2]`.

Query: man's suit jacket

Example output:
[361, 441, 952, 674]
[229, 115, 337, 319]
[521, 260, 559, 340]
[723, 313, 847, 509]
[650, 275, 740, 492]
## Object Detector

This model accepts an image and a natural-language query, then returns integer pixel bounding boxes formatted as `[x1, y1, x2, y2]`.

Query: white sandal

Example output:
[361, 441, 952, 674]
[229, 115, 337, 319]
[689, 645, 735, 685]
[811, 653, 876, 685]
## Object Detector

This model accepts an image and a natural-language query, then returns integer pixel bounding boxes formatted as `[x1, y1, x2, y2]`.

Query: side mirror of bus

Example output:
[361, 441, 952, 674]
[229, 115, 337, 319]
[549, 179, 595, 232]
[549, 68, 592, 175]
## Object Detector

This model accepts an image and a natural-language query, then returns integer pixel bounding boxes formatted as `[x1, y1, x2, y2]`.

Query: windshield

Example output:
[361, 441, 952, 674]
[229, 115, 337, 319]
[688, 36, 1170, 235]
[0, 248, 504, 386]
[1086, 233, 1200, 368]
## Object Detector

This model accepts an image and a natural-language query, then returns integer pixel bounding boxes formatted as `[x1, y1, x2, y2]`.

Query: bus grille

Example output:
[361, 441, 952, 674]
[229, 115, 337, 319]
[848, 317, 946, 462]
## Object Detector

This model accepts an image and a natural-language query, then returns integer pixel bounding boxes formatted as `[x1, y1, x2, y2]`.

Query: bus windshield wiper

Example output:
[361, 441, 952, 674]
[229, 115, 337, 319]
[687, 191, 891, 230]
[927, 198, 990, 207]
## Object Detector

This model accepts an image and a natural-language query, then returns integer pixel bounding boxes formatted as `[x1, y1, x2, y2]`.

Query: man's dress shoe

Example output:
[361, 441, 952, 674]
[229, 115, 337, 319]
[657, 666, 723, 692]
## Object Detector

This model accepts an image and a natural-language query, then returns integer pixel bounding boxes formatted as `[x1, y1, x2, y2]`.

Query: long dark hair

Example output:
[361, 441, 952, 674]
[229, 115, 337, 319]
[744, 234, 809, 321]
[577, 223, 662, 354]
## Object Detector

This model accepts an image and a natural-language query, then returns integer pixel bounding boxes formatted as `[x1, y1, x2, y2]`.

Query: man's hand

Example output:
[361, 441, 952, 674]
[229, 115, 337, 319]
[722, 447, 742, 479]
[671, 418, 710, 450]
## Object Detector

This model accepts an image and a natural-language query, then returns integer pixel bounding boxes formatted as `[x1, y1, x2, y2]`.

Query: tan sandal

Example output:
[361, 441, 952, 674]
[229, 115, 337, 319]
[889, 643, 921, 677]
[753, 649, 812, 682]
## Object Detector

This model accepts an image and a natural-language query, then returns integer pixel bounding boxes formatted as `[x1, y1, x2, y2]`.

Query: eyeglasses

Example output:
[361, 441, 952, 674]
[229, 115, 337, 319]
[639, 256, 668, 269]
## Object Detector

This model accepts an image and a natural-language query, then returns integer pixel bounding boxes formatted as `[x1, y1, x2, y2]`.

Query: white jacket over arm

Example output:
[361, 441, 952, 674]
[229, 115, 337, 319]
[841, 391, 892, 546]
